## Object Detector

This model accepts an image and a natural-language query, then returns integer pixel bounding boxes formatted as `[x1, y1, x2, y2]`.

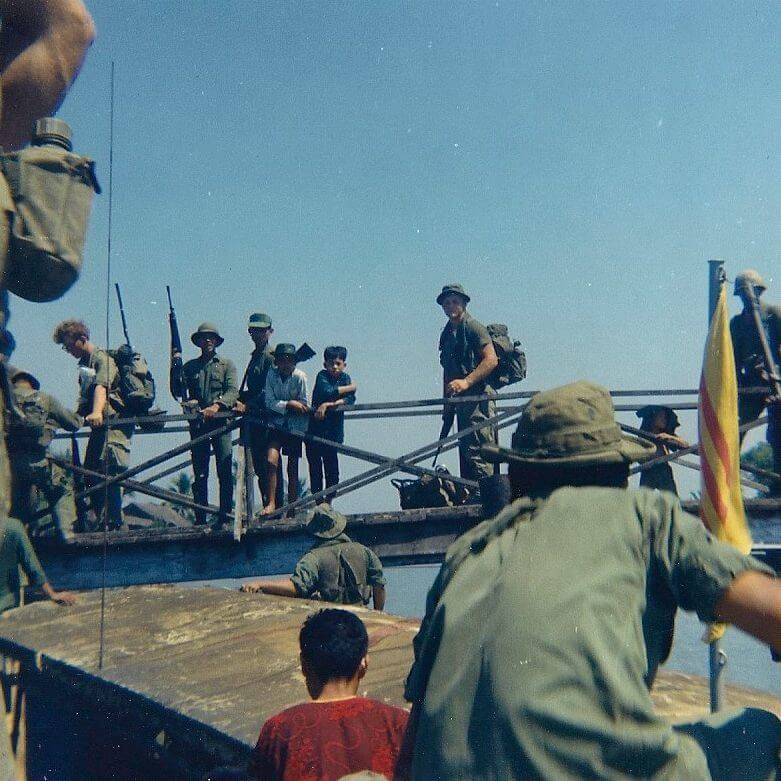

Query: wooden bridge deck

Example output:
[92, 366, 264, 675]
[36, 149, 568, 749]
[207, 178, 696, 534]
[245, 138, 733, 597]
[0, 585, 779, 778]
[34, 499, 781, 591]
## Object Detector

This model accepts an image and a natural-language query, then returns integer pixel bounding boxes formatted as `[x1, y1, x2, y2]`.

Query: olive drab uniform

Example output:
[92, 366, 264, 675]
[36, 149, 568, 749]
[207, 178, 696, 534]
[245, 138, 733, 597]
[439, 312, 496, 481]
[183, 353, 239, 524]
[78, 348, 133, 528]
[406, 489, 780, 781]
[8, 383, 81, 537]
[730, 301, 781, 479]
[290, 533, 385, 605]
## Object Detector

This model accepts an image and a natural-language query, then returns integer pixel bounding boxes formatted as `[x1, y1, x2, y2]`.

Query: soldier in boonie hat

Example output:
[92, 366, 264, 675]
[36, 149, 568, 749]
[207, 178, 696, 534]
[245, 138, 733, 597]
[482, 380, 656, 469]
[436, 283, 470, 306]
[305, 503, 348, 539]
[190, 322, 224, 347]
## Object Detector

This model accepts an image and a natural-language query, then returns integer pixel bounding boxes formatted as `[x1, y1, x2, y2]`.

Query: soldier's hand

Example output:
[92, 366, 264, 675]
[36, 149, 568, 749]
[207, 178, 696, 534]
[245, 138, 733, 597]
[446, 379, 470, 395]
[51, 590, 77, 606]
[201, 404, 221, 419]
[240, 582, 263, 594]
[85, 411, 104, 428]
[234, 400, 247, 414]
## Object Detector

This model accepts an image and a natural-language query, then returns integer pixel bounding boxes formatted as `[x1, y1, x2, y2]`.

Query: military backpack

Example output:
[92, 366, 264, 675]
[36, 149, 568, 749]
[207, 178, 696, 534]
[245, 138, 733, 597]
[110, 344, 156, 416]
[391, 466, 469, 510]
[486, 323, 527, 388]
[6, 393, 50, 450]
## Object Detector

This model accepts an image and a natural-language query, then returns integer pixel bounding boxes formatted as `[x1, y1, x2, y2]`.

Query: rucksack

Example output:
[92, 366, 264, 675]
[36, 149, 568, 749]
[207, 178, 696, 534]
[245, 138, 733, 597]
[337, 548, 371, 606]
[110, 344, 156, 416]
[391, 467, 469, 510]
[0, 125, 100, 302]
[486, 323, 526, 389]
[6, 392, 50, 449]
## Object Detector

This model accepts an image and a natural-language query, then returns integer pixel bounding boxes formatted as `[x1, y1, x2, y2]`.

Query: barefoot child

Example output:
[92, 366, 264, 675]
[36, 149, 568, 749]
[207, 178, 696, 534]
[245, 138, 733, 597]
[262, 344, 309, 515]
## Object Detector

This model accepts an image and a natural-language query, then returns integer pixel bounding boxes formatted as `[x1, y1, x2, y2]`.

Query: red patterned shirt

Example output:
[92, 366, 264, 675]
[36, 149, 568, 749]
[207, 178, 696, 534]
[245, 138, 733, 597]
[249, 697, 409, 781]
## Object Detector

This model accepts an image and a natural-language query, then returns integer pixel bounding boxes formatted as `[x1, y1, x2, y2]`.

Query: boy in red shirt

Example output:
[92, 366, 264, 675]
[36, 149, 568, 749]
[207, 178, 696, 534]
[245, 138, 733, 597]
[248, 609, 408, 781]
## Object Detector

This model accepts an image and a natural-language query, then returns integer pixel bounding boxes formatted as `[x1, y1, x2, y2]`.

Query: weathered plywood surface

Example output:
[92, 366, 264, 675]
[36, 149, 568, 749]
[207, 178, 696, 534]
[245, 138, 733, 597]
[0, 585, 779, 758]
[0, 586, 418, 747]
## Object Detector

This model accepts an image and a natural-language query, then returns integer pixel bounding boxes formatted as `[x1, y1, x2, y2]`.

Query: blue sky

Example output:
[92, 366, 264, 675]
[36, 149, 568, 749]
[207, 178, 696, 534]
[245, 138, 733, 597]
[11, 1, 780, 510]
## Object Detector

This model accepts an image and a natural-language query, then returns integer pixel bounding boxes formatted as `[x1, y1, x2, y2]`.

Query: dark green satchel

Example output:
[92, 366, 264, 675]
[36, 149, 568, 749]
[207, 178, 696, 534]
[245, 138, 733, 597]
[0, 119, 100, 302]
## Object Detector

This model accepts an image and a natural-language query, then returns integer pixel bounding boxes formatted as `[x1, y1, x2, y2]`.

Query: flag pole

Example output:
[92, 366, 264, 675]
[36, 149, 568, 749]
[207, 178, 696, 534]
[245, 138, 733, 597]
[707, 259, 727, 712]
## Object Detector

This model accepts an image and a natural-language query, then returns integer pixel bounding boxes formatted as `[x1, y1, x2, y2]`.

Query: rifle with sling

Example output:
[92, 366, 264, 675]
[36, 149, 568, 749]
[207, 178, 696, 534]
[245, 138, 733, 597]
[432, 401, 456, 468]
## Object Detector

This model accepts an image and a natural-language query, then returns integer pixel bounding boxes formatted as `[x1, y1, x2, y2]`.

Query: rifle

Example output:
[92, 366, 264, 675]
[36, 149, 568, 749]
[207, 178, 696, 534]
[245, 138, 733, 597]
[166, 286, 187, 401]
[432, 401, 456, 467]
[295, 342, 316, 363]
[114, 282, 132, 348]
[739, 282, 781, 399]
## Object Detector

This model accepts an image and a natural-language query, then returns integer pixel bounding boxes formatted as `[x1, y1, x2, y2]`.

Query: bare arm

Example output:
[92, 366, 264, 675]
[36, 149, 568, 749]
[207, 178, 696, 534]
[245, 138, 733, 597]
[714, 570, 781, 652]
[446, 342, 499, 395]
[42, 581, 76, 605]
[0, 0, 95, 149]
[240, 577, 298, 598]
[85, 383, 106, 426]
[372, 584, 386, 611]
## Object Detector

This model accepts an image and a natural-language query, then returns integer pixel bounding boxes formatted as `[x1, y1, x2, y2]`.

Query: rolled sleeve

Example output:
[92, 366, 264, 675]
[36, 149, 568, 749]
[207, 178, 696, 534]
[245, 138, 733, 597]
[647, 492, 773, 623]
[366, 549, 386, 587]
[92, 350, 117, 389]
[290, 555, 319, 597]
[465, 317, 491, 352]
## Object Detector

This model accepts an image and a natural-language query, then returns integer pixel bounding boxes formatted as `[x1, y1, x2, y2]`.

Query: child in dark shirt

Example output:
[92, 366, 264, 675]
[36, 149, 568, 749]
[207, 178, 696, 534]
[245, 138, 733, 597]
[307, 346, 356, 501]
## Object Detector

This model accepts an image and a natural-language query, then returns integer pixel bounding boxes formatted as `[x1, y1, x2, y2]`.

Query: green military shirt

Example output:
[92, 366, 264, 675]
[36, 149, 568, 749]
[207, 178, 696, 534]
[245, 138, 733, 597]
[290, 533, 385, 605]
[729, 301, 781, 384]
[77, 347, 121, 417]
[439, 312, 491, 384]
[0, 518, 47, 613]
[8, 387, 82, 456]
[405, 487, 773, 780]
[240, 347, 273, 412]
[183, 354, 239, 409]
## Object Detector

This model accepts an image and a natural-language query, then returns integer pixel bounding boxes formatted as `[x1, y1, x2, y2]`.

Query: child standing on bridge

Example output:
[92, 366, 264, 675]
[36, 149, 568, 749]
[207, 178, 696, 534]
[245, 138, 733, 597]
[262, 344, 309, 516]
[307, 346, 357, 502]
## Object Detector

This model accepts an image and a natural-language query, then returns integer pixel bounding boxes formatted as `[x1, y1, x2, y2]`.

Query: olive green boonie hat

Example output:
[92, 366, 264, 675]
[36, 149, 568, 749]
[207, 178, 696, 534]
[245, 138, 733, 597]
[248, 312, 272, 329]
[482, 380, 656, 467]
[272, 343, 297, 359]
[191, 322, 224, 347]
[436, 283, 470, 306]
[305, 503, 347, 539]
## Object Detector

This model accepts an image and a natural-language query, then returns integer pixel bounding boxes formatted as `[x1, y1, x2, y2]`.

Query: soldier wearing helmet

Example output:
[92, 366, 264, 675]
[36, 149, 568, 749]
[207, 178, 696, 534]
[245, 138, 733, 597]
[730, 269, 781, 490]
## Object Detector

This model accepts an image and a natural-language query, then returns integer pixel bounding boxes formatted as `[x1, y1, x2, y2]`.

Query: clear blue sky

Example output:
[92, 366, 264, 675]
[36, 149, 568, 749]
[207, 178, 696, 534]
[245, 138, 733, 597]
[12, 0, 780, 510]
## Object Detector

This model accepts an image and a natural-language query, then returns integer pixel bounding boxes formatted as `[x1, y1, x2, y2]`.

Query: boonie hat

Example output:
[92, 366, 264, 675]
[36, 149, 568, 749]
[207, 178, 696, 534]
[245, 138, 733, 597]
[636, 404, 680, 431]
[305, 503, 347, 539]
[482, 380, 656, 467]
[436, 283, 470, 306]
[733, 269, 767, 296]
[191, 322, 224, 347]
[248, 312, 272, 329]
[10, 368, 40, 390]
[272, 343, 297, 359]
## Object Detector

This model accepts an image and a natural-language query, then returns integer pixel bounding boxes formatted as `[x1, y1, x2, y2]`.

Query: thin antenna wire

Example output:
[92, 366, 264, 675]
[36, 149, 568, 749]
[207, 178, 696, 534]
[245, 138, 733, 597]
[98, 61, 115, 670]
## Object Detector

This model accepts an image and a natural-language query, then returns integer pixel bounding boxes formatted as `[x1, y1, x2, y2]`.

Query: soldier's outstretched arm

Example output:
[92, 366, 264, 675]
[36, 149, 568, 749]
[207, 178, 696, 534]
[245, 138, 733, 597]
[48, 394, 82, 432]
[715, 570, 781, 653]
[0, 0, 95, 149]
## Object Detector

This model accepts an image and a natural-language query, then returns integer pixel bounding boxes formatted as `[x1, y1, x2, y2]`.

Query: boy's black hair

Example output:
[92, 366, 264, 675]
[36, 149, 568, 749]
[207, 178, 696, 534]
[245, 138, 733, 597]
[324, 345, 347, 362]
[299, 608, 368, 681]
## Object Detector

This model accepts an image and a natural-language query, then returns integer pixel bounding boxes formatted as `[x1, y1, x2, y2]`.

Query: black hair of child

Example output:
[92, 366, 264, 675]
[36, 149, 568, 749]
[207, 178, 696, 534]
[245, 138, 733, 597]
[299, 608, 369, 681]
[324, 345, 348, 362]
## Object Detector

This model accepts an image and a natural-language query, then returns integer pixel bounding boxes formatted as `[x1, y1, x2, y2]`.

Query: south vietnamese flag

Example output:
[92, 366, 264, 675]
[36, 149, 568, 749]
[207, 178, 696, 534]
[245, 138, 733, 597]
[699, 283, 751, 641]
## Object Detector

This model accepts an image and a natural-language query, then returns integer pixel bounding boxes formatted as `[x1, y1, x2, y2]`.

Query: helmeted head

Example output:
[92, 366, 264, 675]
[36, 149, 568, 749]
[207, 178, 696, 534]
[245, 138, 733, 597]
[10, 369, 40, 391]
[305, 503, 347, 539]
[483, 380, 656, 469]
[636, 404, 679, 434]
[733, 269, 767, 297]
[191, 322, 224, 347]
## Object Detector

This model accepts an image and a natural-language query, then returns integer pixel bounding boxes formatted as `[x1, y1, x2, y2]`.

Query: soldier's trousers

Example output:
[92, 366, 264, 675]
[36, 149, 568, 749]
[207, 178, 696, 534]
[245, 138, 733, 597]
[190, 420, 233, 525]
[675, 706, 781, 780]
[739, 393, 780, 488]
[10, 454, 76, 538]
[455, 389, 496, 482]
[84, 423, 132, 527]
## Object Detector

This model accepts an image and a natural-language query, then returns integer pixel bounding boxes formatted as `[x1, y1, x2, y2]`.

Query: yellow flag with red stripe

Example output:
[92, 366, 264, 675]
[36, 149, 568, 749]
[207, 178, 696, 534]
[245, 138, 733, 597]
[698, 284, 751, 642]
